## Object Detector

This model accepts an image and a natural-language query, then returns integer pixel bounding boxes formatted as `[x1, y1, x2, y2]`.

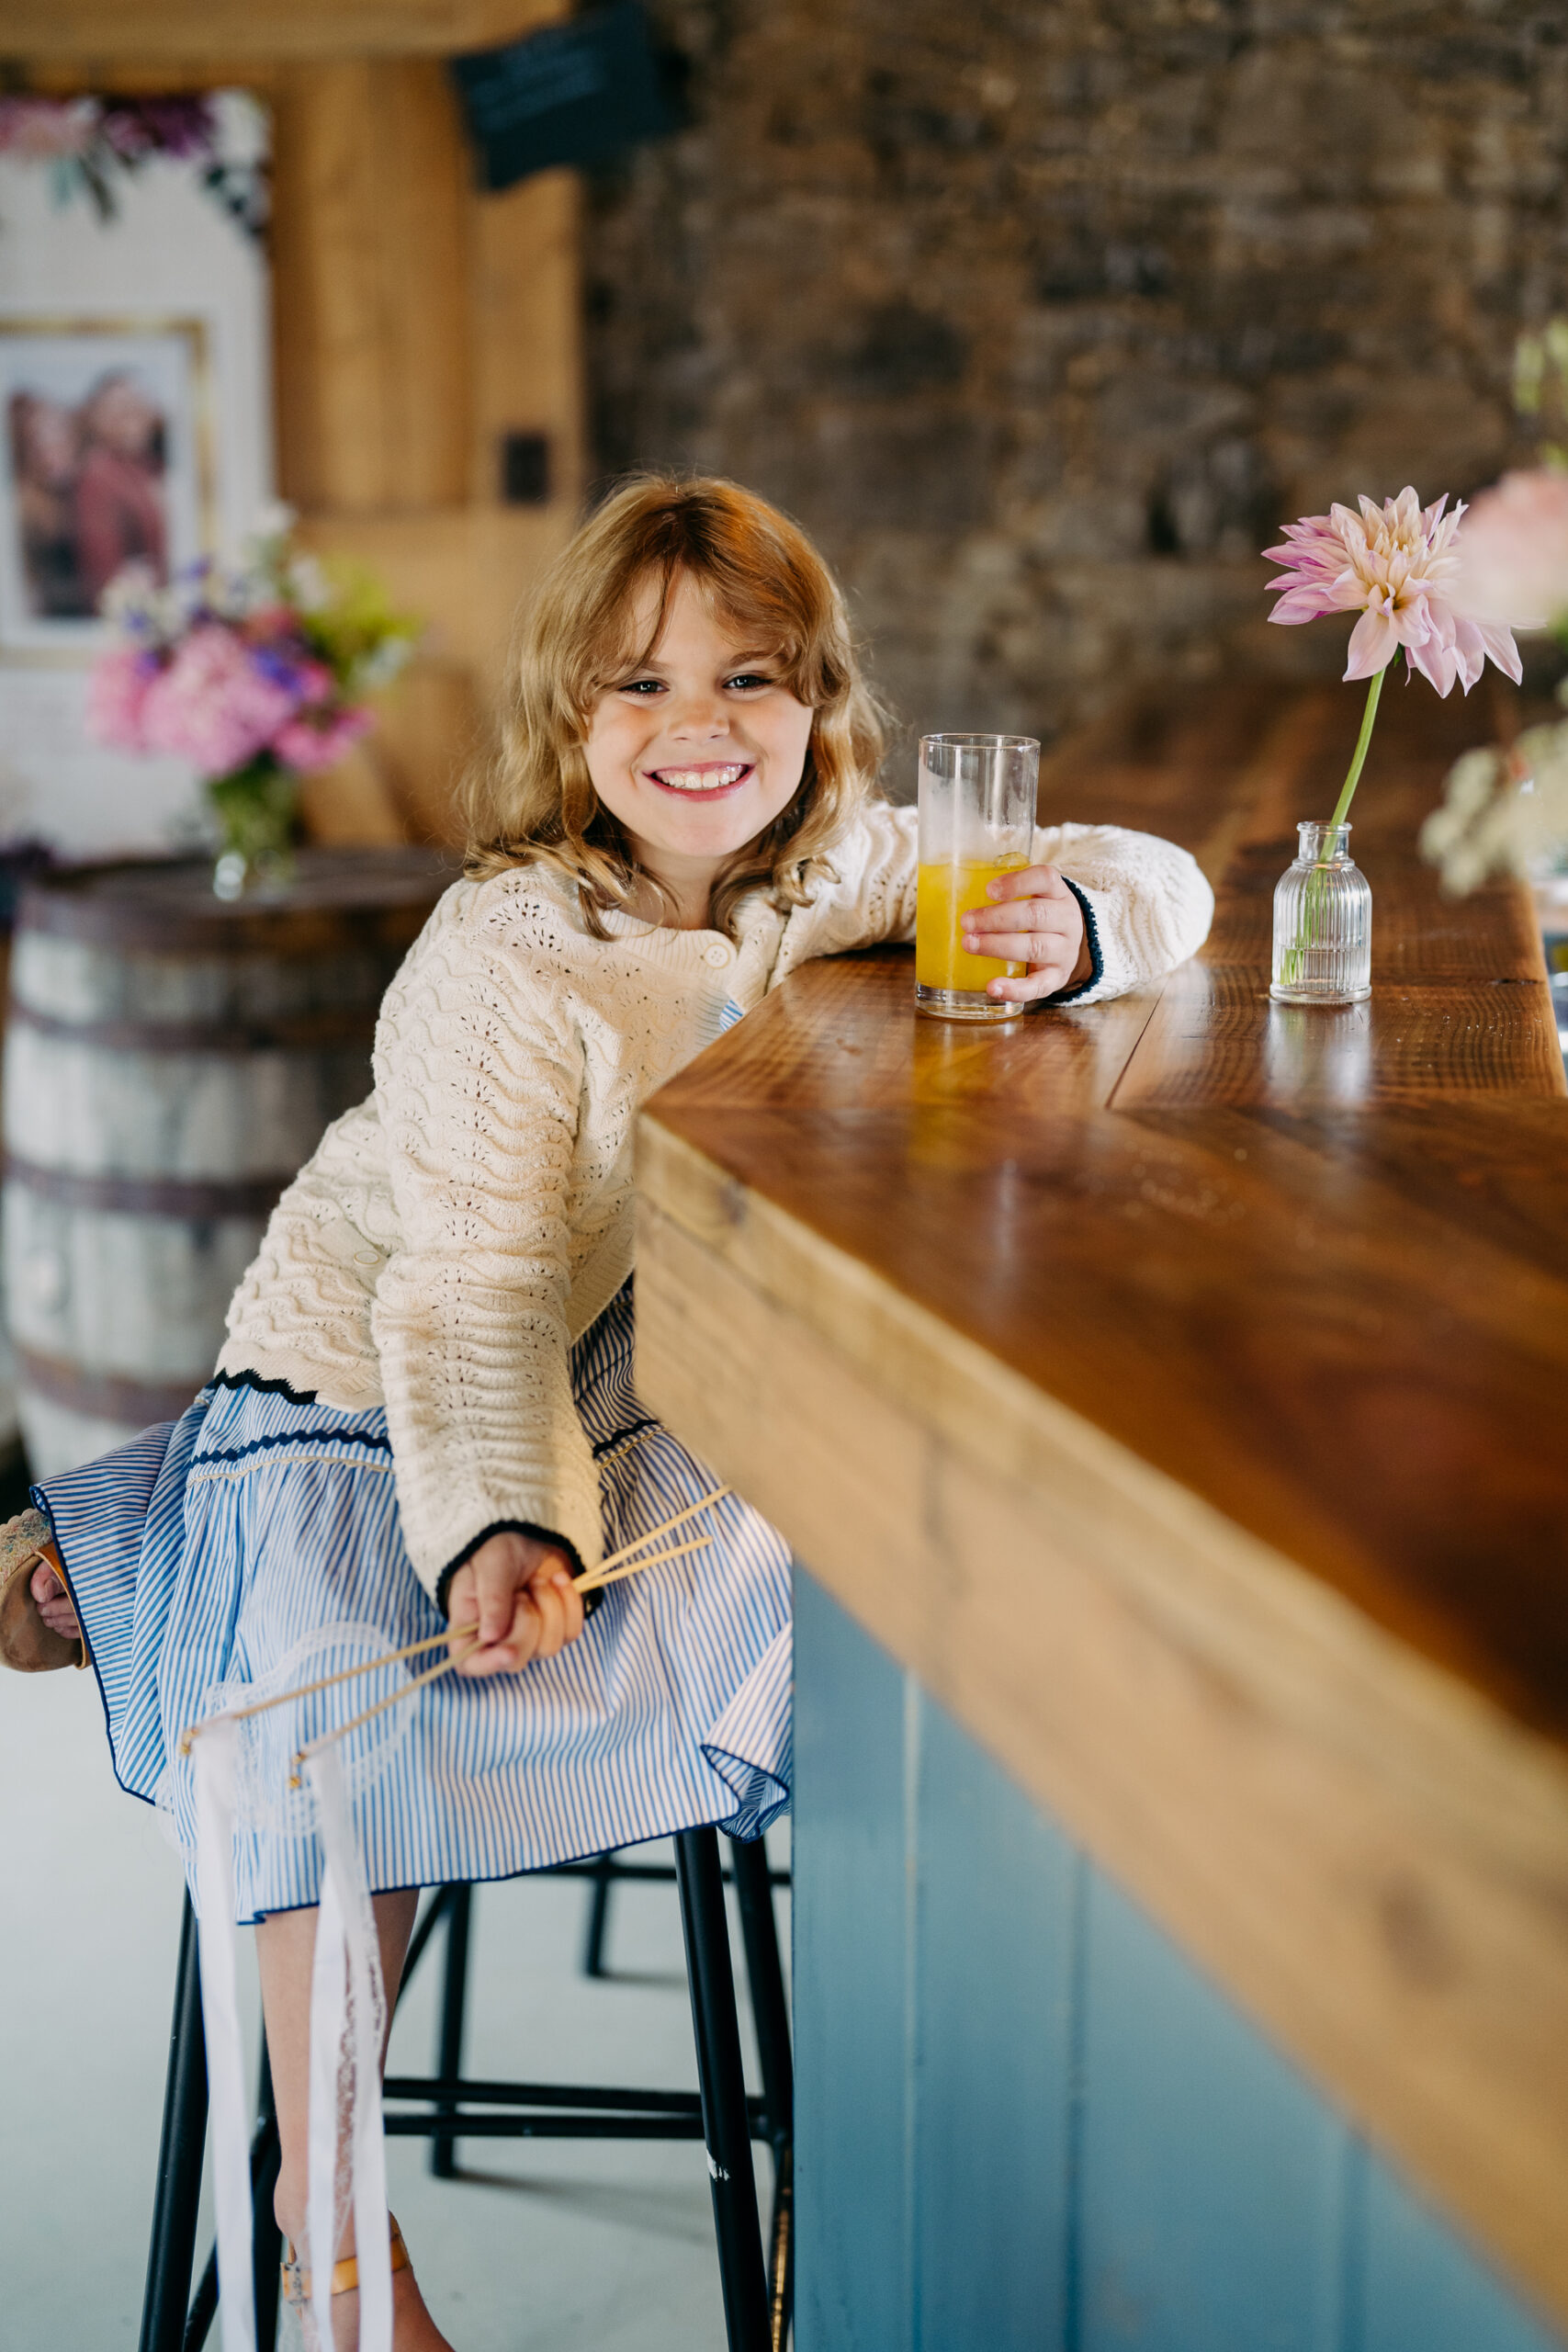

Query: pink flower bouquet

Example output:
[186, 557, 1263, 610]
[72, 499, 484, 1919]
[88, 512, 415, 895]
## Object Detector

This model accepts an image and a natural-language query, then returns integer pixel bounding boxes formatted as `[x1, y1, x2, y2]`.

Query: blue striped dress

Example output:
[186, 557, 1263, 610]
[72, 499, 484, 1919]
[37, 1284, 792, 1923]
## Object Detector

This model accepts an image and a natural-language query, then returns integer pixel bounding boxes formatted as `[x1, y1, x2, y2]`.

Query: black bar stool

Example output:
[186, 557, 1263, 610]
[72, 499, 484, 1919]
[551, 1840, 791, 1981]
[138, 1828, 792, 2352]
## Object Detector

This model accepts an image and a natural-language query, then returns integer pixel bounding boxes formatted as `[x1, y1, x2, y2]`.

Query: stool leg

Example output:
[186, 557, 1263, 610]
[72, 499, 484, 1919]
[728, 1837, 793, 2138]
[251, 2041, 282, 2350]
[729, 1837, 794, 2348]
[138, 1894, 209, 2352]
[432, 1883, 472, 2179]
[675, 1829, 771, 2352]
[581, 1850, 616, 1978]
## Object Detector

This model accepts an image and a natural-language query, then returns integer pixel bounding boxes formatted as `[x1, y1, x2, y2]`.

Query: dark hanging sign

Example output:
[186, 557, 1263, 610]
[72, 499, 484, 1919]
[449, 2, 680, 191]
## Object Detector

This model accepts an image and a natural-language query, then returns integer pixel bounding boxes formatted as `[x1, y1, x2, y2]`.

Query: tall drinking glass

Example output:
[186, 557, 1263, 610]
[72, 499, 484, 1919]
[915, 732, 1039, 1021]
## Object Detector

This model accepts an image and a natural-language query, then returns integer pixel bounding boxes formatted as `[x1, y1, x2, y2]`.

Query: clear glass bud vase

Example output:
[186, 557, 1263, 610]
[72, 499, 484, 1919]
[1269, 821, 1371, 1005]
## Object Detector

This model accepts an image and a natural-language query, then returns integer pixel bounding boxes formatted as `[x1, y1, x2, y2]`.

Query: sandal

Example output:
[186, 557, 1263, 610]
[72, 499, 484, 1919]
[280, 2213, 412, 2307]
[0, 1507, 84, 1673]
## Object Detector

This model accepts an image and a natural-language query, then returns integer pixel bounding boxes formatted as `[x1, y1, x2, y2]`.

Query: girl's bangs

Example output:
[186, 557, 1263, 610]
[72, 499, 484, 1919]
[580, 553, 818, 708]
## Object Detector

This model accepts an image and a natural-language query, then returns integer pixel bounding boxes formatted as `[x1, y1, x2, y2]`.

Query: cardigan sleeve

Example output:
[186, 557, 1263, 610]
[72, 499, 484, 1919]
[368, 899, 604, 1601]
[1028, 820, 1214, 1004]
[774, 801, 1213, 1001]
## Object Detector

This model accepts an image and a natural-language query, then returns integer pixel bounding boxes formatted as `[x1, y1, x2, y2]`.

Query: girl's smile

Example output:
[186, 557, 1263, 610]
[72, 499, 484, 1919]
[643, 759, 755, 797]
[584, 571, 815, 924]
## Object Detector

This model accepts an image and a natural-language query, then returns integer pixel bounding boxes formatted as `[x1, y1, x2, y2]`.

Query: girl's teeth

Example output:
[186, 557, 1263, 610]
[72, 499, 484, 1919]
[654, 764, 747, 791]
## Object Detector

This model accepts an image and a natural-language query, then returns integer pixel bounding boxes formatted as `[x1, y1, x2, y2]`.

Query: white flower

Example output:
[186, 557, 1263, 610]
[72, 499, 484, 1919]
[252, 500, 298, 546]
[353, 633, 416, 690]
[1421, 721, 1568, 892]
[285, 554, 331, 614]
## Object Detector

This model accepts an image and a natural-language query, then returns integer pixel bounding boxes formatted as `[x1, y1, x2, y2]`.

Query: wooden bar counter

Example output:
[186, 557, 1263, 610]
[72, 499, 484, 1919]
[637, 680, 1568, 2352]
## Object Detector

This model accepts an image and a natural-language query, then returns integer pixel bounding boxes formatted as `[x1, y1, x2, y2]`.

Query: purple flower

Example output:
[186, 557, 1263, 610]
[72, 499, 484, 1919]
[98, 97, 218, 164]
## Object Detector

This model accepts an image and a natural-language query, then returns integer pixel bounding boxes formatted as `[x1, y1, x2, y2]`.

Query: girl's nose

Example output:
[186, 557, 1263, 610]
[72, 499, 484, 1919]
[665, 687, 729, 739]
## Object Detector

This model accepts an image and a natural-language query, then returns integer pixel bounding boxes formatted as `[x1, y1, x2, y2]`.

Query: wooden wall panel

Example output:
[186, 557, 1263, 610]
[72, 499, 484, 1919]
[1359, 2162, 1560, 2352]
[913, 1698, 1077, 2350]
[794, 1571, 911, 2350]
[471, 167, 583, 509]
[1078, 1871, 1348, 2352]
[270, 59, 472, 514]
[795, 1568, 1564, 2352]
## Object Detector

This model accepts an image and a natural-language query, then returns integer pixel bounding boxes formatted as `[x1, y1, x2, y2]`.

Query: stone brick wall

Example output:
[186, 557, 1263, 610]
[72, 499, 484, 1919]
[584, 1, 1568, 758]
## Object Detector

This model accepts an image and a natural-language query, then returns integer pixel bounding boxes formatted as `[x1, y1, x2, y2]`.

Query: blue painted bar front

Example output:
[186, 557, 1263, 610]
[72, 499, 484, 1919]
[794, 1568, 1562, 2352]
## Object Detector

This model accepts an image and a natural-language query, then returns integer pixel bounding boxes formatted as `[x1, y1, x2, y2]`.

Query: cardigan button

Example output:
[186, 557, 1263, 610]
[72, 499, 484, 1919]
[703, 943, 730, 967]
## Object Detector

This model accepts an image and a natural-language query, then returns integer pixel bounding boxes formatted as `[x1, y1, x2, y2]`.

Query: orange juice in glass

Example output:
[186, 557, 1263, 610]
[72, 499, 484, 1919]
[915, 732, 1039, 1021]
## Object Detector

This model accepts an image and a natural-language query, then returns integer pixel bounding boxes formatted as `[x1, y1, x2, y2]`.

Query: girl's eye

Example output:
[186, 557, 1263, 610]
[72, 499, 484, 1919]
[617, 678, 665, 695]
[726, 673, 774, 693]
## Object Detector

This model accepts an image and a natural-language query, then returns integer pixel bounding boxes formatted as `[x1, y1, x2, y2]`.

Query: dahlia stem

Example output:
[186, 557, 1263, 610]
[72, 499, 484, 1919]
[1282, 663, 1387, 987]
[1325, 666, 1386, 838]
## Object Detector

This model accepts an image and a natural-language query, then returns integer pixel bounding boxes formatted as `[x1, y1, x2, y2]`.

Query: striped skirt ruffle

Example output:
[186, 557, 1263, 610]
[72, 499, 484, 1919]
[38, 1284, 792, 1922]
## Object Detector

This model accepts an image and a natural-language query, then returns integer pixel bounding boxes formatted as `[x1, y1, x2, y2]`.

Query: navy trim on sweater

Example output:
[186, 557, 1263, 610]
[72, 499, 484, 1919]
[435, 1520, 591, 1618]
[210, 1367, 322, 1407]
[1042, 877, 1104, 1006]
[194, 1421, 394, 1471]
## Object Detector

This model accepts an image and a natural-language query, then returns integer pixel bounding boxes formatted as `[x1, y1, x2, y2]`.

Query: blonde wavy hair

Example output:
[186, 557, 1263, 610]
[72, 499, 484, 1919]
[463, 474, 887, 939]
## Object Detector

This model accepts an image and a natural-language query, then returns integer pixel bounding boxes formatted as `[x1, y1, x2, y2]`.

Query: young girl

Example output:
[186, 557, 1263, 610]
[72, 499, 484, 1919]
[0, 476, 1213, 2347]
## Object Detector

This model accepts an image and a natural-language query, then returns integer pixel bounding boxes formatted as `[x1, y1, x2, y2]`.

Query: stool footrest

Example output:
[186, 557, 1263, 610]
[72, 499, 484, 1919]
[386, 2113, 712, 2140]
[383, 2073, 770, 2139]
[542, 1857, 791, 1888]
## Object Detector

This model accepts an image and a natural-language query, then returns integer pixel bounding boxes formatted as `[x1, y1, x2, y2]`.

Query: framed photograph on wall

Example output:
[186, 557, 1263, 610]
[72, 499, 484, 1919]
[0, 317, 216, 656]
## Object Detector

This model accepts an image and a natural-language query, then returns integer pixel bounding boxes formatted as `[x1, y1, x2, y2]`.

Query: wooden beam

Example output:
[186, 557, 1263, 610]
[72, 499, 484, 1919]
[0, 1, 559, 62]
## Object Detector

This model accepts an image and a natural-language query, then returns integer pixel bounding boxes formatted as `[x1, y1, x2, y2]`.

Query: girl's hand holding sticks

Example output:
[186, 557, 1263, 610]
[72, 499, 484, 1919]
[446, 1532, 583, 1678]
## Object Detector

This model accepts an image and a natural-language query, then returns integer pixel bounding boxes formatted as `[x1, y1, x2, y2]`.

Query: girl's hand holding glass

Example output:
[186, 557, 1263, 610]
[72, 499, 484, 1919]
[959, 865, 1092, 1006]
[446, 1530, 583, 1677]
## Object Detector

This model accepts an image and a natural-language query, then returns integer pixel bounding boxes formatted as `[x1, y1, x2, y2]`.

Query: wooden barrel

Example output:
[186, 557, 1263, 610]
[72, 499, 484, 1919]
[2, 849, 450, 1476]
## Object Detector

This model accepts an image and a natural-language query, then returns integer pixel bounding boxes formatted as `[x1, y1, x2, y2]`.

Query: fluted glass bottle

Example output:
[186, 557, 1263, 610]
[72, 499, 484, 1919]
[1269, 821, 1371, 1005]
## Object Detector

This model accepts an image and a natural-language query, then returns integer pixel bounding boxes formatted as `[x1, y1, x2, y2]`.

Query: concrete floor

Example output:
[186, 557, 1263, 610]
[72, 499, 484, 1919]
[0, 1656, 786, 2352]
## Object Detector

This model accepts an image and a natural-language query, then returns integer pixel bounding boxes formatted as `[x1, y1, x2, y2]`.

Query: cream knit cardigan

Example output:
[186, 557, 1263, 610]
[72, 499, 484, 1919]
[217, 803, 1213, 1598]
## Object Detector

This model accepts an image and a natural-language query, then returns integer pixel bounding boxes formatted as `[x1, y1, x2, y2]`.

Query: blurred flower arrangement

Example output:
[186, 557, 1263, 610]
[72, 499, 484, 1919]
[87, 506, 417, 897]
[0, 91, 268, 239]
[1419, 324, 1568, 897]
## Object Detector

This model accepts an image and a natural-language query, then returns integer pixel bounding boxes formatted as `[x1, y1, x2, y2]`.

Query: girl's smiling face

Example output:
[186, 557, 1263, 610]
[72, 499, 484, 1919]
[583, 569, 815, 924]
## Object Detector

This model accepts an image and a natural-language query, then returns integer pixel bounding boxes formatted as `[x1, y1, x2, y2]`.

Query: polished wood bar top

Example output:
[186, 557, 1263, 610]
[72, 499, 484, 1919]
[636, 679, 1568, 2330]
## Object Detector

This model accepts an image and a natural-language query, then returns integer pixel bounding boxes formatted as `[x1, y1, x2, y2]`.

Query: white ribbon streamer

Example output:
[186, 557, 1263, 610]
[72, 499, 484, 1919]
[306, 1841, 346, 2352]
[306, 1745, 392, 2352]
[191, 1719, 257, 2352]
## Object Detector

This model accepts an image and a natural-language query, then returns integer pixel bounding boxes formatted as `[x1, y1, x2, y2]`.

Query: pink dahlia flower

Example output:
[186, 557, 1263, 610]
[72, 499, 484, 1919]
[1265, 486, 1522, 695]
[139, 624, 299, 776]
[85, 643, 160, 752]
[272, 707, 374, 774]
[1451, 469, 1568, 635]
